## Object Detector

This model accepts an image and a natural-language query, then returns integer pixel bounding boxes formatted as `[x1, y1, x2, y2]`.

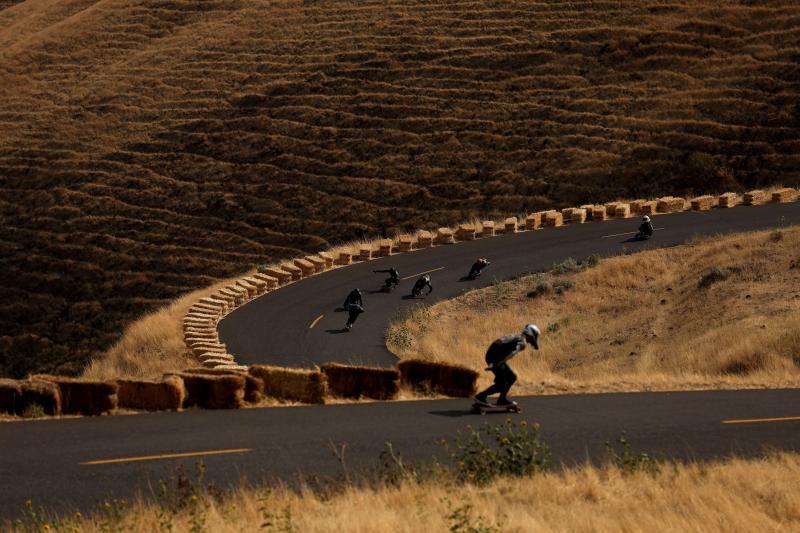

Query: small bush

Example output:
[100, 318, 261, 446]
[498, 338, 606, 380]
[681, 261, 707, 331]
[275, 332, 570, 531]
[447, 419, 550, 485]
[584, 253, 601, 268]
[769, 230, 783, 242]
[698, 266, 739, 288]
[21, 403, 45, 419]
[446, 502, 501, 533]
[605, 432, 658, 475]
[552, 257, 580, 274]
[552, 278, 574, 294]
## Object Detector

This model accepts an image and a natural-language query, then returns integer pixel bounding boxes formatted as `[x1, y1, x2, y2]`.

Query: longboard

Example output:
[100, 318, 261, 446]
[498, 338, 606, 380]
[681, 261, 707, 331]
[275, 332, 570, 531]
[470, 402, 521, 415]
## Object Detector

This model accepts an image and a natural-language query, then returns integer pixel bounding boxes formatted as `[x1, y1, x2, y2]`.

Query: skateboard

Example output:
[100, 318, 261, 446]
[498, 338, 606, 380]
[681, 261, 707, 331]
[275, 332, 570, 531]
[470, 402, 521, 415]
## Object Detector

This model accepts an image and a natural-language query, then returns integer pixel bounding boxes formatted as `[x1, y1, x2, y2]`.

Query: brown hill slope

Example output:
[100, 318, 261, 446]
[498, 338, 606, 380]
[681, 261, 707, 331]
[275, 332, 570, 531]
[1, 0, 799, 377]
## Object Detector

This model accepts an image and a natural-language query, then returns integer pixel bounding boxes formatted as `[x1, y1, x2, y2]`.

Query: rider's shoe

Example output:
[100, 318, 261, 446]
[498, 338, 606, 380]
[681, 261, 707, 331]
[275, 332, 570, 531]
[495, 398, 516, 407]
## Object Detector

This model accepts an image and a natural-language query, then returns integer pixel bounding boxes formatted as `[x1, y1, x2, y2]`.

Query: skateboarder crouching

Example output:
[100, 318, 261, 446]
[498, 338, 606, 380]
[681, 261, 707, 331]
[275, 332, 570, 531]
[474, 324, 540, 407]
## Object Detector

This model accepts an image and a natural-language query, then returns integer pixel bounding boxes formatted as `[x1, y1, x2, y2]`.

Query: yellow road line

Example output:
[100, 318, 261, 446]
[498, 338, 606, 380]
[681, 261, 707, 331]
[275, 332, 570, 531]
[721, 416, 800, 425]
[401, 266, 445, 281]
[81, 448, 254, 465]
[308, 314, 324, 329]
[601, 228, 664, 239]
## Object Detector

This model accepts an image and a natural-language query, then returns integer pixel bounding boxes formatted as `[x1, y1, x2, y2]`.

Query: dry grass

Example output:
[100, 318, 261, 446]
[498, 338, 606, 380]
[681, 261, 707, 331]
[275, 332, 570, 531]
[82, 276, 247, 381]
[388, 227, 800, 395]
[21, 452, 800, 532]
[3, 0, 800, 378]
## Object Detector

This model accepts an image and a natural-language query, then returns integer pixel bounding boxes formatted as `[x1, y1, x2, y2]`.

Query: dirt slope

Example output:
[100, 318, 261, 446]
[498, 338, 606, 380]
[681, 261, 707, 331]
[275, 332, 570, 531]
[1, 0, 799, 376]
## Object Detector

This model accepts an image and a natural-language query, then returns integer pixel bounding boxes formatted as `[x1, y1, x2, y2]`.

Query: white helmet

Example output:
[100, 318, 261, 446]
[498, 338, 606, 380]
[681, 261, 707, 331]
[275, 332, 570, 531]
[642, 215, 650, 222]
[522, 324, 540, 349]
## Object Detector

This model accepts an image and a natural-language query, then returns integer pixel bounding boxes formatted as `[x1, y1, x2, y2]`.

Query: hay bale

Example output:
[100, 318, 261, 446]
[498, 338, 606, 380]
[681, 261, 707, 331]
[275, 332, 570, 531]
[628, 200, 647, 214]
[177, 373, 245, 409]
[336, 251, 352, 265]
[604, 202, 621, 217]
[0, 379, 61, 416]
[590, 206, 607, 221]
[542, 210, 563, 227]
[481, 220, 495, 237]
[281, 263, 302, 281]
[358, 247, 372, 261]
[397, 360, 479, 397]
[691, 195, 715, 211]
[504, 217, 518, 233]
[261, 267, 292, 284]
[772, 188, 797, 203]
[743, 190, 766, 205]
[455, 224, 475, 241]
[294, 258, 315, 276]
[525, 213, 541, 230]
[640, 201, 658, 215]
[30, 375, 117, 416]
[21, 379, 61, 415]
[318, 251, 335, 268]
[245, 375, 265, 404]
[416, 230, 433, 248]
[252, 273, 279, 289]
[248, 365, 327, 404]
[657, 196, 687, 212]
[306, 255, 327, 273]
[613, 203, 631, 218]
[117, 377, 185, 411]
[0, 379, 21, 414]
[398, 236, 413, 252]
[377, 239, 393, 256]
[243, 276, 268, 294]
[561, 208, 575, 221]
[435, 227, 455, 244]
[235, 280, 258, 298]
[321, 363, 399, 400]
[571, 208, 587, 224]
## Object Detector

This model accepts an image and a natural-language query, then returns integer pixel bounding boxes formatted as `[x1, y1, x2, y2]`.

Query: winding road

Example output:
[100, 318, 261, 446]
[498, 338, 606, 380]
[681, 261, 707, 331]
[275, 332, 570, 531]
[2, 202, 800, 522]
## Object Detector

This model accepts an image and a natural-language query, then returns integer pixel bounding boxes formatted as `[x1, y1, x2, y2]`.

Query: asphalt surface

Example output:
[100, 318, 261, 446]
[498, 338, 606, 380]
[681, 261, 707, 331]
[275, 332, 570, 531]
[2, 202, 799, 522]
[1, 389, 798, 521]
[220, 202, 800, 368]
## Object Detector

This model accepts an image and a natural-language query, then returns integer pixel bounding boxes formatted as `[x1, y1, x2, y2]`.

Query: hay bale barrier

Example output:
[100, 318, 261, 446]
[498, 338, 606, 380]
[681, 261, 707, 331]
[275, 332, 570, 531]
[690, 195, 715, 211]
[543, 210, 563, 227]
[570, 208, 587, 224]
[590, 206, 607, 221]
[743, 190, 766, 206]
[772, 188, 797, 203]
[117, 377, 185, 411]
[30, 375, 117, 415]
[248, 365, 327, 404]
[481, 220, 495, 237]
[397, 360, 479, 398]
[21, 379, 61, 415]
[321, 363, 399, 400]
[177, 373, 245, 409]
[0, 379, 61, 416]
[525, 213, 541, 230]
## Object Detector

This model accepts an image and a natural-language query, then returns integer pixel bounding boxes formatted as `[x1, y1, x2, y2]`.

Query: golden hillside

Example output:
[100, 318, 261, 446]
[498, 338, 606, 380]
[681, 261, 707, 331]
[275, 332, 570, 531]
[1, 0, 799, 376]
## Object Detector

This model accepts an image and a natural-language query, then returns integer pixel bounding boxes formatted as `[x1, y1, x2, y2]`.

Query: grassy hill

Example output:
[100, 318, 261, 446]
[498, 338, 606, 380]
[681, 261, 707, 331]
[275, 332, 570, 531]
[1, 0, 799, 377]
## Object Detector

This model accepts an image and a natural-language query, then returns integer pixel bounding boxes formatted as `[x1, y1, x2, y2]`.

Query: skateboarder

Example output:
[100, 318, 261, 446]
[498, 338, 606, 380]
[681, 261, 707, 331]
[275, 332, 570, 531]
[374, 267, 400, 291]
[344, 303, 364, 331]
[411, 274, 433, 297]
[343, 288, 363, 309]
[468, 258, 491, 279]
[473, 324, 540, 408]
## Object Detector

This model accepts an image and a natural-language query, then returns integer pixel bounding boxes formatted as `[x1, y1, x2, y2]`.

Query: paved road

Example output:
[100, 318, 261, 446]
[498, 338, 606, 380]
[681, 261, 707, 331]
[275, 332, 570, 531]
[2, 202, 799, 522]
[219, 202, 800, 368]
[1, 389, 798, 521]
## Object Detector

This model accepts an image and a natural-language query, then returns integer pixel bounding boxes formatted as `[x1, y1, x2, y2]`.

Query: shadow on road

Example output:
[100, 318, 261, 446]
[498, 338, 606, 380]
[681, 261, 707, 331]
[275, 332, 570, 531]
[428, 410, 473, 418]
[325, 328, 349, 334]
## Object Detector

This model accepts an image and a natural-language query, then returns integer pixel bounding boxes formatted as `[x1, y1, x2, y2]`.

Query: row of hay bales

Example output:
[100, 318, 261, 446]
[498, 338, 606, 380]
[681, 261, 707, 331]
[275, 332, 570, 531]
[0, 360, 480, 416]
[177, 187, 798, 405]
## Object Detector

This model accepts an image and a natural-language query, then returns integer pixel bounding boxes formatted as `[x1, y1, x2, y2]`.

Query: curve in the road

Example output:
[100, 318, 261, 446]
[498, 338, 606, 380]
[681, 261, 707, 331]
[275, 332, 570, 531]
[219, 202, 800, 368]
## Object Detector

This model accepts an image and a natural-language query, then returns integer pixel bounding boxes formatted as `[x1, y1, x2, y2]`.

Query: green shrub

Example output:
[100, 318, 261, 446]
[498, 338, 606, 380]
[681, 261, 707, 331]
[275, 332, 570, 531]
[605, 432, 658, 475]
[447, 419, 550, 485]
